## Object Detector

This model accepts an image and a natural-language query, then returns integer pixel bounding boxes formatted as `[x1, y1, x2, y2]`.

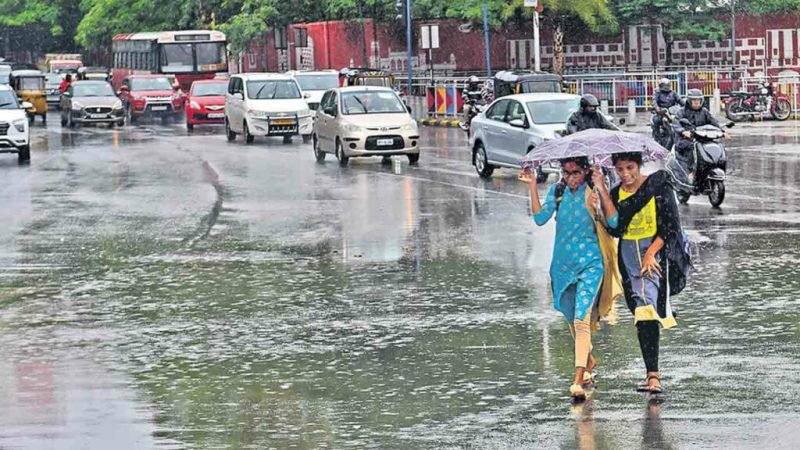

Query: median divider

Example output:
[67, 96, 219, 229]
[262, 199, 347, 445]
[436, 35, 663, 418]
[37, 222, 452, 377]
[418, 117, 461, 128]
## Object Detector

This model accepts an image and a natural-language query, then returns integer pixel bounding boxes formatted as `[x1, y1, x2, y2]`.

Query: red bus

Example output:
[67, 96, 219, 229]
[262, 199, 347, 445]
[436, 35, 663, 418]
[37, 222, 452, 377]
[111, 30, 227, 92]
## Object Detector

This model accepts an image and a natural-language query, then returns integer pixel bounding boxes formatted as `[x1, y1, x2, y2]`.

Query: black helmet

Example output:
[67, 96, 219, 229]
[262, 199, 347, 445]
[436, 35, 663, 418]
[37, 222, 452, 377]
[580, 94, 600, 110]
[686, 89, 703, 109]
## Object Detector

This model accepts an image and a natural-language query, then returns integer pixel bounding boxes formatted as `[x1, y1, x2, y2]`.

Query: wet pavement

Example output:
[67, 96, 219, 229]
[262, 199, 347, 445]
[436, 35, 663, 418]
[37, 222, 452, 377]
[0, 118, 799, 449]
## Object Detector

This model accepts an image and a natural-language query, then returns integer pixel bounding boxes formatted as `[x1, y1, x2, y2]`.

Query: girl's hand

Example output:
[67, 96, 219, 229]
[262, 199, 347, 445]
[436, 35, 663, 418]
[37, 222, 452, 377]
[518, 168, 537, 185]
[591, 167, 607, 193]
[640, 252, 663, 279]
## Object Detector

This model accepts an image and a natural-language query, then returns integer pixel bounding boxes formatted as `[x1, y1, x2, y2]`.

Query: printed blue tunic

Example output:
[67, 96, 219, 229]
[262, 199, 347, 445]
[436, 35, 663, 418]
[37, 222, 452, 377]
[533, 182, 605, 323]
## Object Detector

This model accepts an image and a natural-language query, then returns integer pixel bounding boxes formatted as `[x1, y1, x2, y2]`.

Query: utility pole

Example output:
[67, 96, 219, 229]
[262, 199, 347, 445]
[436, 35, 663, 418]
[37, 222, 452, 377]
[396, 0, 413, 94]
[482, 3, 492, 77]
[524, 0, 542, 71]
[730, 0, 737, 67]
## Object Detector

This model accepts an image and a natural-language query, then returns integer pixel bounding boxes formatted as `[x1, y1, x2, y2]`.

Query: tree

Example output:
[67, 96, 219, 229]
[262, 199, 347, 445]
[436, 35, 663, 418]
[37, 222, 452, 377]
[0, 0, 81, 56]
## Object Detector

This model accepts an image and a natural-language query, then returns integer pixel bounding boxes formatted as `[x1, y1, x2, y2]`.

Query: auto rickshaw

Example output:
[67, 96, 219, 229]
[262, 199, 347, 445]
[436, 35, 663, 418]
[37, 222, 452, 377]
[10, 70, 47, 123]
[493, 70, 563, 98]
[77, 66, 111, 82]
[339, 68, 395, 87]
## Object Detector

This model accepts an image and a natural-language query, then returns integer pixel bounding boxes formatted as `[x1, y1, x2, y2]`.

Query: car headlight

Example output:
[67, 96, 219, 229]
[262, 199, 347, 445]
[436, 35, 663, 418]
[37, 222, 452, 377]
[342, 122, 362, 133]
[112, 100, 123, 110]
[71, 101, 84, 110]
[248, 109, 268, 118]
[401, 121, 418, 131]
[190, 101, 200, 109]
[12, 118, 26, 132]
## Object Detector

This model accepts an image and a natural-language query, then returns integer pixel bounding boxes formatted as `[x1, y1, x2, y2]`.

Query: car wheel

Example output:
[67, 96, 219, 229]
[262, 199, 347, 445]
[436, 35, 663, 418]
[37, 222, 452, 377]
[474, 142, 494, 178]
[302, 134, 312, 144]
[313, 135, 326, 162]
[187, 122, 194, 131]
[336, 139, 349, 167]
[407, 153, 420, 165]
[243, 121, 254, 144]
[117, 119, 125, 127]
[225, 119, 236, 141]
[28, 114, 34, 125]
[17, 145, 30, 164]
[283, 135, 293, 144]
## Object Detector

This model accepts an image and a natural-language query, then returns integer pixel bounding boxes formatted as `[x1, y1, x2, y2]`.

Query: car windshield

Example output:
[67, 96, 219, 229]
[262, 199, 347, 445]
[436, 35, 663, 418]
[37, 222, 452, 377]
[73, 83, 115, 97]
[245, 80, 301, 100]
[294, 74, 339, 91]
[46, 74, 62, 85]
[342, 91, 405, 115]
[526, 99, 580, 124]
[520, 80, 561, 93]
[0, 90, 19, 109]
[192, 82, 227, 97]
[131, 77, 172, 91]
[17, 77, 44, 90]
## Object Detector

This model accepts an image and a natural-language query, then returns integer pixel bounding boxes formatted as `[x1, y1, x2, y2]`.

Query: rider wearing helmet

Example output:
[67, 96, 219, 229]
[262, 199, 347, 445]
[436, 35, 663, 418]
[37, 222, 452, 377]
[461, 75, 487, 129]
[653, 78, 681, 112]
[566, 93, 617, 135]
[671, 89, 722, 189]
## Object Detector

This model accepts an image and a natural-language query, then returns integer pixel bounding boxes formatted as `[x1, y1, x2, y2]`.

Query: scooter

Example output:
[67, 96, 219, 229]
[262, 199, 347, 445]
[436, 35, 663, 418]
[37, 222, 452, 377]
[666, 119, 734, 208]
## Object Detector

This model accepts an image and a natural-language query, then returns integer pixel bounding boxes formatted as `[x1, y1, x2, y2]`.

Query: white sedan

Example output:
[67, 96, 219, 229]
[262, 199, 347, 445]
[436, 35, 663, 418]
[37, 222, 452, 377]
[468, 92, 582, 180]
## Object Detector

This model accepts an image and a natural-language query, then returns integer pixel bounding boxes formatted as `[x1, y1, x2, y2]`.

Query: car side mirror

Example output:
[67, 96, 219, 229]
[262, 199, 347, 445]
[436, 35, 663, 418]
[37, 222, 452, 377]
[406, 105, 412, 114]
[724, 121, 735, 128]
[303, 92, 311, 99]
[618, 117, 626, 125]
[233, 92, 243, 101]
[508, 118, 527, 129]
[20, 101, 33, 110]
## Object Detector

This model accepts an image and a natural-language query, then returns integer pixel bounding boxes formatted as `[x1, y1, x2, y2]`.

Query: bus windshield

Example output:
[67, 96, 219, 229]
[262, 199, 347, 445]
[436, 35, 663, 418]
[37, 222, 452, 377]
[196, 42, 227, 71]
[160, 43, 194, 73]
[160, 42, 227, 73]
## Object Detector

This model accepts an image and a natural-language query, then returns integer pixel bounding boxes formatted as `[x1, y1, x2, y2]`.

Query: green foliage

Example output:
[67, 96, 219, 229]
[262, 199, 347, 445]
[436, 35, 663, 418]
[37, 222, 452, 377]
[612, 0, 728, 41]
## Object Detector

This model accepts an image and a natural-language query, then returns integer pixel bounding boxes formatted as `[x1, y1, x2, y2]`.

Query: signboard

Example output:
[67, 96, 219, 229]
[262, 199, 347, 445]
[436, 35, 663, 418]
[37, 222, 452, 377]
[421, 25, 439, 50]
[524, 0, 544, 12]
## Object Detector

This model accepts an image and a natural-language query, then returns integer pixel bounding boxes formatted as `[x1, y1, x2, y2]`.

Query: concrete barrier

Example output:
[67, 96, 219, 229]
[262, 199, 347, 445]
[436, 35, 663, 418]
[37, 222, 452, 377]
[627, 99, 637, 125]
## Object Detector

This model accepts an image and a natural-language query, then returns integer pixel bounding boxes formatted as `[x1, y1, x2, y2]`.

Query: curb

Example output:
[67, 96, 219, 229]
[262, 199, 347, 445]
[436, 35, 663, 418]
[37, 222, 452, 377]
[417, 117, 461, 128]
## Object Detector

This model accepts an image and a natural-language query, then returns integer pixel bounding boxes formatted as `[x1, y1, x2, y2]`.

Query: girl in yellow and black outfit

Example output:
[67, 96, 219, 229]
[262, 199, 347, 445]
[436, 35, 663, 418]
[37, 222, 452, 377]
[592, 152, 689, 394]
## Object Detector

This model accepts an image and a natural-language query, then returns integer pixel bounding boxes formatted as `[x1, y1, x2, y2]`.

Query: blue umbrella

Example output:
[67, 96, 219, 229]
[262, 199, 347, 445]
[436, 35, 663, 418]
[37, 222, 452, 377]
[520, 129, 669, 170]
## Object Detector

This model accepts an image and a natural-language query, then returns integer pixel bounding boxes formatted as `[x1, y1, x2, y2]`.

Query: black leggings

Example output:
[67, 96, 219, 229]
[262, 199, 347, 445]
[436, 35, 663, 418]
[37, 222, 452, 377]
[637, 321, 660, 372]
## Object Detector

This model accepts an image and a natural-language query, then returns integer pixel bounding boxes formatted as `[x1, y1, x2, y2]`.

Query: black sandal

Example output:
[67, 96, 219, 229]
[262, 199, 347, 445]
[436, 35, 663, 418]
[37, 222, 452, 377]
[637, 375, 662, 393]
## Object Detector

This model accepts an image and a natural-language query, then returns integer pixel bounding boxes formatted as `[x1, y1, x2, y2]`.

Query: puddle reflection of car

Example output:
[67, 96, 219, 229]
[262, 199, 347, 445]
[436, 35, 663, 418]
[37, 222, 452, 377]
[60, 80, 124, 128]
[469, 92, 580, 180]
[312, 86, 419, 166]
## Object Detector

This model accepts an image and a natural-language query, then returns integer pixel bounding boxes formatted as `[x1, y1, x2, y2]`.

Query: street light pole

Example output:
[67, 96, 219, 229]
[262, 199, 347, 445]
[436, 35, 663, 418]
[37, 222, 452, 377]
[482, 2, 492, 77]
[406, 0, 412, 93]
[731, 0, 736, 67]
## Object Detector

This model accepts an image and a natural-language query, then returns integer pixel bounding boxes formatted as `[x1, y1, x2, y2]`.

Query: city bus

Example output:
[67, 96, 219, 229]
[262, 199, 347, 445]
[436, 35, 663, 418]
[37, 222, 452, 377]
[111, 30, 227, 92]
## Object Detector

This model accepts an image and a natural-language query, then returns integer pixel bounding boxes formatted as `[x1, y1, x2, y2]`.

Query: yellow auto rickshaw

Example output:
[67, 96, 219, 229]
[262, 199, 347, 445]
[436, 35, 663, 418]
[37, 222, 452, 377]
[339, 68, 395, 87]
[10, 70, 47, 123]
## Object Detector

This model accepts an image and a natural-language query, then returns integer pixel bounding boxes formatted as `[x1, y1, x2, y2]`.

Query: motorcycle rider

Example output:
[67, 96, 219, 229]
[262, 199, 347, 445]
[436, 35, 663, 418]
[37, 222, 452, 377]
[671, 88, 723, 190]
[566, 93, 617, 134]
[461, 75, 487, 129]
[652, 78, 681, 112]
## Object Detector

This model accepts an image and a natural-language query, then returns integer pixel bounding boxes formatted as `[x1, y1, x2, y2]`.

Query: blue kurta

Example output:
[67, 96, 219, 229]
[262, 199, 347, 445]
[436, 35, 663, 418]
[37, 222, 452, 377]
[533, 183, 605, 323]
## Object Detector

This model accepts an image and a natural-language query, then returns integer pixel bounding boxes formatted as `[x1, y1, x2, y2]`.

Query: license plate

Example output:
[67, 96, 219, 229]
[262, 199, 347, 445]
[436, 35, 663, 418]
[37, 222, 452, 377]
[207, 113, 224, 119]
[89, 114, 107, 119]
[151, 106, 168, 111]
[272, 118, 294, 125]
[377, 138, 394, 146]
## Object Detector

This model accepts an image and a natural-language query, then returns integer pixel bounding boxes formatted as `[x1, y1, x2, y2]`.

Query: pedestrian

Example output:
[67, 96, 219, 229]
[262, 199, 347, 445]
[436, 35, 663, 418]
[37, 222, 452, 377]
[519, 157, 623, 400]
[592, 152, 691, 394]
[59, 73, 72, 93]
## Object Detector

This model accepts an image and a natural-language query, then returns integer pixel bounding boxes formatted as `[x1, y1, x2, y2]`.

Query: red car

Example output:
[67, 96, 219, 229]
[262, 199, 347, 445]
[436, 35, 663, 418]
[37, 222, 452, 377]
[117, 75, 184, 124]
[184, 80, 227, 130]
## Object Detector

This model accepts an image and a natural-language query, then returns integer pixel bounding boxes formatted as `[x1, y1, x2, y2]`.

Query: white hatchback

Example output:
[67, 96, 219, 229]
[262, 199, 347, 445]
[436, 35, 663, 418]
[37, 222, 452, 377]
[224, 73, 313, 144]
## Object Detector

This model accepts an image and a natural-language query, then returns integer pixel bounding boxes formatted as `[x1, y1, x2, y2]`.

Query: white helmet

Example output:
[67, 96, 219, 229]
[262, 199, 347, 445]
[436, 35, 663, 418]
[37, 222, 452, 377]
[469, 75, 479, 83]
[659, 78, 672, 92]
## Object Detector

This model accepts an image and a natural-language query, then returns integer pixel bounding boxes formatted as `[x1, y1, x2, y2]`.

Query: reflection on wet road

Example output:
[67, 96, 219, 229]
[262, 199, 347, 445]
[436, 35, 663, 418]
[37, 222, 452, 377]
[0, 120, 799, 448]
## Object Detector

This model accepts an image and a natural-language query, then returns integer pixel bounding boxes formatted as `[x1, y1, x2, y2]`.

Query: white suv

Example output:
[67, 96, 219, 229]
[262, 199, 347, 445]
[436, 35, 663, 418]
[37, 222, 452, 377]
[0, 84, 31, 163]
[224, 73, 313, 144]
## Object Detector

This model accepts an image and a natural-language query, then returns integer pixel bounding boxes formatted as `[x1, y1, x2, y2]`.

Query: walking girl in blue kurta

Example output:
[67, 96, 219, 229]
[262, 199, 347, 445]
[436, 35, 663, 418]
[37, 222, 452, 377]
[520, 157, 622, 400]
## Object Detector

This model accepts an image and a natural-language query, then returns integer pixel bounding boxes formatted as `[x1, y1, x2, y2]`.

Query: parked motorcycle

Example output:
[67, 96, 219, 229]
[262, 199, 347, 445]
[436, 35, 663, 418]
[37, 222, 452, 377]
[724, 82, 791, 122]
[666, 119, 734, 208]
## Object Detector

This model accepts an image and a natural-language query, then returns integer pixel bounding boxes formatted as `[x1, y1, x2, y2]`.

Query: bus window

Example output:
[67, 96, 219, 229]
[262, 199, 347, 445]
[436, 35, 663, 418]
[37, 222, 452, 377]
[196, 42, 227, 71]
[160, 43, 193, 72]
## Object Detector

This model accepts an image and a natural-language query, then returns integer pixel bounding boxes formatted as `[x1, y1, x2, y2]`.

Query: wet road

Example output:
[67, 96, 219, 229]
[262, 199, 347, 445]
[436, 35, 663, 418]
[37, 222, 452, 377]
[0, 118, 799, 449]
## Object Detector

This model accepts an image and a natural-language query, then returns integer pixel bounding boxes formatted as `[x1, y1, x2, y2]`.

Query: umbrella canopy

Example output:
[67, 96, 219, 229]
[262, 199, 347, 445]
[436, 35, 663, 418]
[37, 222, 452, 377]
[520, 129, 668, 170]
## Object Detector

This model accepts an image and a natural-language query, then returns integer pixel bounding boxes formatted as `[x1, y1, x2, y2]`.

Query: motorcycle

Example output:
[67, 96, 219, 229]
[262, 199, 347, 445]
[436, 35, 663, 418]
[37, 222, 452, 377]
[650, 105, 680, 149]
[724, 82, 791, 122]
[459, 95, 487, 135]
[666, 119, 734, 208]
